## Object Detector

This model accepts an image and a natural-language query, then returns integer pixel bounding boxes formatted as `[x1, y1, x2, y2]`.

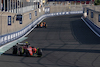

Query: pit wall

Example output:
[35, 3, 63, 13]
[83, 5, 100, 37]
[0, 5, 83, 46]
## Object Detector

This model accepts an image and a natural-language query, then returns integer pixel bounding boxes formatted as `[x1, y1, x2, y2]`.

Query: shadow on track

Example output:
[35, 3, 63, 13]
[70, 19, 100, 44]
[42, 48, 100, 53]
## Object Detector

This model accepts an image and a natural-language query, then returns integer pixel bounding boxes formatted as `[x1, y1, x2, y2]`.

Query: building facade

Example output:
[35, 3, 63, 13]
[0, 0, 42, 13]
[47, 0, 94, 5]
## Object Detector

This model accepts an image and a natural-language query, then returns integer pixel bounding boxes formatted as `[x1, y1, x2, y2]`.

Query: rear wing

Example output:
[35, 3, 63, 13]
[17, 43, 30, 46]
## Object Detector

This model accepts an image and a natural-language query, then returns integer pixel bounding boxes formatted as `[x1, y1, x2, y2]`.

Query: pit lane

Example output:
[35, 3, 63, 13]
[0, 14, 100, 67]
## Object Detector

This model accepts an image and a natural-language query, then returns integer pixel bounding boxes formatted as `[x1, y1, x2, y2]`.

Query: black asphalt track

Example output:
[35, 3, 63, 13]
[1, 14, 100, 67]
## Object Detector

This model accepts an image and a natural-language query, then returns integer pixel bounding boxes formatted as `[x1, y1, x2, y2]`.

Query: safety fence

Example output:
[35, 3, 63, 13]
[0, 11, 83, 46]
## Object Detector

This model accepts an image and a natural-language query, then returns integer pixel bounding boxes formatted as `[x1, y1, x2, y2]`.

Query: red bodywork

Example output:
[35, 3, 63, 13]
[23, 46, 37, 56]
[27, 47, 33, 56]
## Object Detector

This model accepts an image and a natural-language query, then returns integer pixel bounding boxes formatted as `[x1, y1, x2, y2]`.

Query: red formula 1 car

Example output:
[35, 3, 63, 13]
[36, 22, 47, 28]
[12, 43, 42, 57]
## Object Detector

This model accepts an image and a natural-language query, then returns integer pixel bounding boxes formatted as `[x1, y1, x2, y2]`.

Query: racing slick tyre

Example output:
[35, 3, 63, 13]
[25, 50, 30, 57]
[37, 48, 42, 57]
[45, 24, 47, 28]
[12, 45, 17, 55]
[44, 24, 47, 28]
[18, 47, 24, 56]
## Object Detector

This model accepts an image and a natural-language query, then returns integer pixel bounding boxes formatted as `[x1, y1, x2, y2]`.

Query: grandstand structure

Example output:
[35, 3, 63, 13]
[0, 0, 43, 13]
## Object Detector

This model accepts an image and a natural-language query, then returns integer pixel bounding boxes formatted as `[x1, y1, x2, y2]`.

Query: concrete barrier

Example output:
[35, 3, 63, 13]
[82, 5, 100, 37]
[0, 5, 83, 46]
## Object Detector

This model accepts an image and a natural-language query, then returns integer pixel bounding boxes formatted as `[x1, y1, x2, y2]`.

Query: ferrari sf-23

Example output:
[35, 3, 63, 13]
[12, 42, 42, 57]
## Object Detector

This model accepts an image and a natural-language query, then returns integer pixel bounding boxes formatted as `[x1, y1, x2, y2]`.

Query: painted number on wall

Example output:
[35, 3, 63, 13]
[35, 11, 37, 16]
[8, 16, 11, 25]
[29, 13, 32, 19]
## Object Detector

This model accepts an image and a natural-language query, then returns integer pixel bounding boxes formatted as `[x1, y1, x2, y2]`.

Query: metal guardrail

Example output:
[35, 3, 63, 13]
[0, 11, 83, 46]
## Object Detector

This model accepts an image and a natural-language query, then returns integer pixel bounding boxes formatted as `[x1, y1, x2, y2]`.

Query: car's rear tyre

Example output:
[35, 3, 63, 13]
[13, 45, 17, 55]
[19, 47, 23, 56]
[37, 48, 42, 57]
[25, 50, 30, 57]
[45, 24, 47, 28]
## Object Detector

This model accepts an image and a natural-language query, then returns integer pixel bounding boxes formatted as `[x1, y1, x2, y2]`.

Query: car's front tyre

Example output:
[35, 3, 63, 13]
[12, 45, 17, 55]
